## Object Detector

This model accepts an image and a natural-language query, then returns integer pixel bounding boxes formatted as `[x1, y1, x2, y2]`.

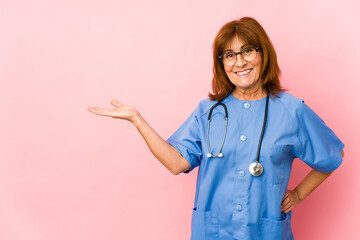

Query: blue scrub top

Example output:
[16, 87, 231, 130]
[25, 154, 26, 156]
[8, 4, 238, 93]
[166, 91, 344, 240]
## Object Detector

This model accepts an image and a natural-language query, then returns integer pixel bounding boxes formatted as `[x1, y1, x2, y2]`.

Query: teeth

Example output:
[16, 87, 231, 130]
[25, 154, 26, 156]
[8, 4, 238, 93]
[236, 69, 252, 76]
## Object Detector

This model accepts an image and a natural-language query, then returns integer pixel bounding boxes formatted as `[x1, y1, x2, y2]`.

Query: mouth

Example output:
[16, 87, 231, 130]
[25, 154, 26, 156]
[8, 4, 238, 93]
[235, 68, 253, 76]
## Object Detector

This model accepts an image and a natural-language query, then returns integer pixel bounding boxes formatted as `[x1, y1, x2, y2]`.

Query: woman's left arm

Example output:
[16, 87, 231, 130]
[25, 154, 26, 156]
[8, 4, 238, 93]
[281, 150, 344, 213]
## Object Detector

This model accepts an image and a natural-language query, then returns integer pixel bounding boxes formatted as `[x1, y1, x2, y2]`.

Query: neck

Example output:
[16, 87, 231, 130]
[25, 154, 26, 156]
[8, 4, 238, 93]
[232, 86, 267, 101]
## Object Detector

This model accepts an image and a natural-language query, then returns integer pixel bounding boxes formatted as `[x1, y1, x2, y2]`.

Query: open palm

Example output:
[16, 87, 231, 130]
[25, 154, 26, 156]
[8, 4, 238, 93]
[87, 99, 139, 122]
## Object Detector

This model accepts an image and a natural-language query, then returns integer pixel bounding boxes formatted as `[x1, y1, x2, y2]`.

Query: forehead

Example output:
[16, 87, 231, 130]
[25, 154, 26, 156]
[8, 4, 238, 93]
[224, 36, 247, 51]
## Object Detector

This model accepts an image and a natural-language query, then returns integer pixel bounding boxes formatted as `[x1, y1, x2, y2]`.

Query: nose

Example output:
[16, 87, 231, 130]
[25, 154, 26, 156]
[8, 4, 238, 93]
[235, 53, 247, 67]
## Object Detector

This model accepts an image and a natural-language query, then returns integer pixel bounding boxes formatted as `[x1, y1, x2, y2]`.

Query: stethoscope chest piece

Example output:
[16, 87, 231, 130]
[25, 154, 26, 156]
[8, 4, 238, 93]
[249, 162, 263, 176]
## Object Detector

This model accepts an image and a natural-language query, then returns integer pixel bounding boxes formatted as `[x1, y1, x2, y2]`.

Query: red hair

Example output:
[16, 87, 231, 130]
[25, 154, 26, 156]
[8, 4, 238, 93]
[209, 17, 287, 101]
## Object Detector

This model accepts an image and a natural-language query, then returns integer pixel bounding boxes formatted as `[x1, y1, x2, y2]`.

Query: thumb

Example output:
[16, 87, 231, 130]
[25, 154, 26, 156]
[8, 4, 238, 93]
[111, 99, 122, 108]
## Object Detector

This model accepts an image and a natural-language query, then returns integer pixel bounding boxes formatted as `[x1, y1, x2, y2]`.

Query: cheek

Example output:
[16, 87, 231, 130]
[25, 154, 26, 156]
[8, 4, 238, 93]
[224, 65, 233, 74]
[224, 67, 234, 80]
[254, 56, 262, 69]
[252, 59, 262, 75]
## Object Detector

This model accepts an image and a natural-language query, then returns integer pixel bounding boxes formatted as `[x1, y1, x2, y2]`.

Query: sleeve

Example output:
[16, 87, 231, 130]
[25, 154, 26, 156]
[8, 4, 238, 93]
[166, 106, 202, 174]
[292, 100, 345, 173]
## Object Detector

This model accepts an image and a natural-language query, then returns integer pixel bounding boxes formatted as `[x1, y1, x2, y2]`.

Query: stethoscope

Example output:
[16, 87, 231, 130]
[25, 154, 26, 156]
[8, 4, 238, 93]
[206, 94, 269, 176]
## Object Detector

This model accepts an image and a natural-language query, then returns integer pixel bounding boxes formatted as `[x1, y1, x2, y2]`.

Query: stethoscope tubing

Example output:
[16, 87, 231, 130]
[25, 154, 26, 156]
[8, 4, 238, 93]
[206, 102, 228, 158]
[206, 94, 270, 176]
[255, 94, 269, 164]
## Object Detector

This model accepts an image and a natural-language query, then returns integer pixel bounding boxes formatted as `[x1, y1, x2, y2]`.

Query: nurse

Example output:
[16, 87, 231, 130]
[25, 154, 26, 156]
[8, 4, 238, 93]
[88, 17, 345, 240]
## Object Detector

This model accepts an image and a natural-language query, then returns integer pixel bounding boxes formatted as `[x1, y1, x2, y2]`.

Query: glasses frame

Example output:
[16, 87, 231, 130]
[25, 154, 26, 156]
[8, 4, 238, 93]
[218, 46, 261, 65]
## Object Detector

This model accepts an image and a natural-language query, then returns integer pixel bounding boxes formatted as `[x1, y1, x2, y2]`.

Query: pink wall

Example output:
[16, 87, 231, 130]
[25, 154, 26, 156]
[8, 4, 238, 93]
[1, 0, 359, 239]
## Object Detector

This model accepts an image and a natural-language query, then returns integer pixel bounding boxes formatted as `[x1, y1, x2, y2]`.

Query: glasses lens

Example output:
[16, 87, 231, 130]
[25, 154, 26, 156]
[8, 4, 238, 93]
[242, 47, 257, 61]
[222, 52, 236, 65]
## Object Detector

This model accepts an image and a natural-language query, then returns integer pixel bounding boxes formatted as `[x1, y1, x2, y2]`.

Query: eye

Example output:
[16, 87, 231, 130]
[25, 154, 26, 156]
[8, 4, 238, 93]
[243, 48, 254, 54]
[224, 53, 234, 59]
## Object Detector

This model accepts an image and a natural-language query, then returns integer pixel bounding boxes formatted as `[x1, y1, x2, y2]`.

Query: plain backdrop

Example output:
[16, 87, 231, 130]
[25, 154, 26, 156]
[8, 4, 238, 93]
[0, 0, 359, 239]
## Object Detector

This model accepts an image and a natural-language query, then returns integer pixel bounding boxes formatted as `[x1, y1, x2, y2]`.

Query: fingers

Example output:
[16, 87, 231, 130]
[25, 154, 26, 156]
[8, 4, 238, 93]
[87, 100, 122, 111]
[281, 197, 292, 213]
[87, 106, 117, 117]
[87, 100, 133, 120]
[111, 99, 122, 108]
[87, 107, 100, 113]
[282, 204, 293, 213]
[281, 190, 292, 213]
[281, 190, 300, 213]
[281, 196, 290, 205]
[282, 191, 289, 202]
[87, 107, 108, 116]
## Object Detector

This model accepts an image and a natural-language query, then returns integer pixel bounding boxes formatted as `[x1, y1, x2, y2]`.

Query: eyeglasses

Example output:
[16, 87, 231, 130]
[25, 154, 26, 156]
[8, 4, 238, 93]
[218, 46, 261, 66]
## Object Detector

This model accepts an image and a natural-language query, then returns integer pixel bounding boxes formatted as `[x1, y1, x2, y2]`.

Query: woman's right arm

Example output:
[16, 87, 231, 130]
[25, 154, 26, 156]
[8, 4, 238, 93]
[132, 113, 191, 175]
[88, 99, 191, 175]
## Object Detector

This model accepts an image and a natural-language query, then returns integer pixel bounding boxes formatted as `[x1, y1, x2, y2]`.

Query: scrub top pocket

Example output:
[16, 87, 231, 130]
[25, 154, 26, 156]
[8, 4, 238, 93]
[258, 144, 292, 185]
[191, 208, 219, 240]
[260, 212, 293, 240]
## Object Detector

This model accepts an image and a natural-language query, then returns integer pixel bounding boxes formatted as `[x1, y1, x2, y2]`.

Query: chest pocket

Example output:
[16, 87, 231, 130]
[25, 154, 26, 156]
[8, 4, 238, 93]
[257, 143, 292, 185]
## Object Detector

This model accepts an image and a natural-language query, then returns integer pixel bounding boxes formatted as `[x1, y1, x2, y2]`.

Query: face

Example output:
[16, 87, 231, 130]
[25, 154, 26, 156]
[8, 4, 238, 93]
[222, 36, 263, 95]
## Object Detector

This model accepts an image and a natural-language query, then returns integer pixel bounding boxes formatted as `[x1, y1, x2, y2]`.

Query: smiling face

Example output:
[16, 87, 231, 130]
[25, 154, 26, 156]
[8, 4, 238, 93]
[223, 36, 264, 99]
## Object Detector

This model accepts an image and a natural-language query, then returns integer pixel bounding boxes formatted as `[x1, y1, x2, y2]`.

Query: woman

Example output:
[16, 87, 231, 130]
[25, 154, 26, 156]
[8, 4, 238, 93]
[88, 17, 345, 240]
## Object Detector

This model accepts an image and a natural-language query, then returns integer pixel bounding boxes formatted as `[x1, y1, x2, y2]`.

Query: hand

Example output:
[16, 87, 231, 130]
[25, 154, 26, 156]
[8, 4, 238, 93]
[87, 99, 140, 123]
[281, 189, 302, 213]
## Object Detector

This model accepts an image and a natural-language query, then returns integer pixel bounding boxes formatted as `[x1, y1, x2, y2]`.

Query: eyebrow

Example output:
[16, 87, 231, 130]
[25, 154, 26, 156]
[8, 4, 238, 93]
[223, 44, 251, 52]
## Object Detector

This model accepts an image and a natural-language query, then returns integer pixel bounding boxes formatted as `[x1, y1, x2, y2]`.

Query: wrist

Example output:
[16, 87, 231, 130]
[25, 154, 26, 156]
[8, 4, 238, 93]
[293, 188, 305, 201]
[131, 112, 144, 128]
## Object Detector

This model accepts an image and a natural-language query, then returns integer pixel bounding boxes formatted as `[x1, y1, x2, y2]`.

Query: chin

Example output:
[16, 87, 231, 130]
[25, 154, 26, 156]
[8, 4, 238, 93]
[232, 80, 256, 89]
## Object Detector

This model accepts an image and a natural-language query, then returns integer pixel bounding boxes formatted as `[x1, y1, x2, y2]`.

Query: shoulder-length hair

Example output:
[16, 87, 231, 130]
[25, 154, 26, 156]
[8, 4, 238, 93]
[209, 17, 287, 101]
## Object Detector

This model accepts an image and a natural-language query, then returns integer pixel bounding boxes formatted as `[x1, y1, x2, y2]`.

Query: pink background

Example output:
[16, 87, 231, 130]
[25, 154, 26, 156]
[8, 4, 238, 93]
[0, 0, 359, 239]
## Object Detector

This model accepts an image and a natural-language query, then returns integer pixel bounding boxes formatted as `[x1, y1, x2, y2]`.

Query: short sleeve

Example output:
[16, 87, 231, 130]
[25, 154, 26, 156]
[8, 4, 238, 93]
[292, 100, 345, 173]
[166, 106, 202, 174]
